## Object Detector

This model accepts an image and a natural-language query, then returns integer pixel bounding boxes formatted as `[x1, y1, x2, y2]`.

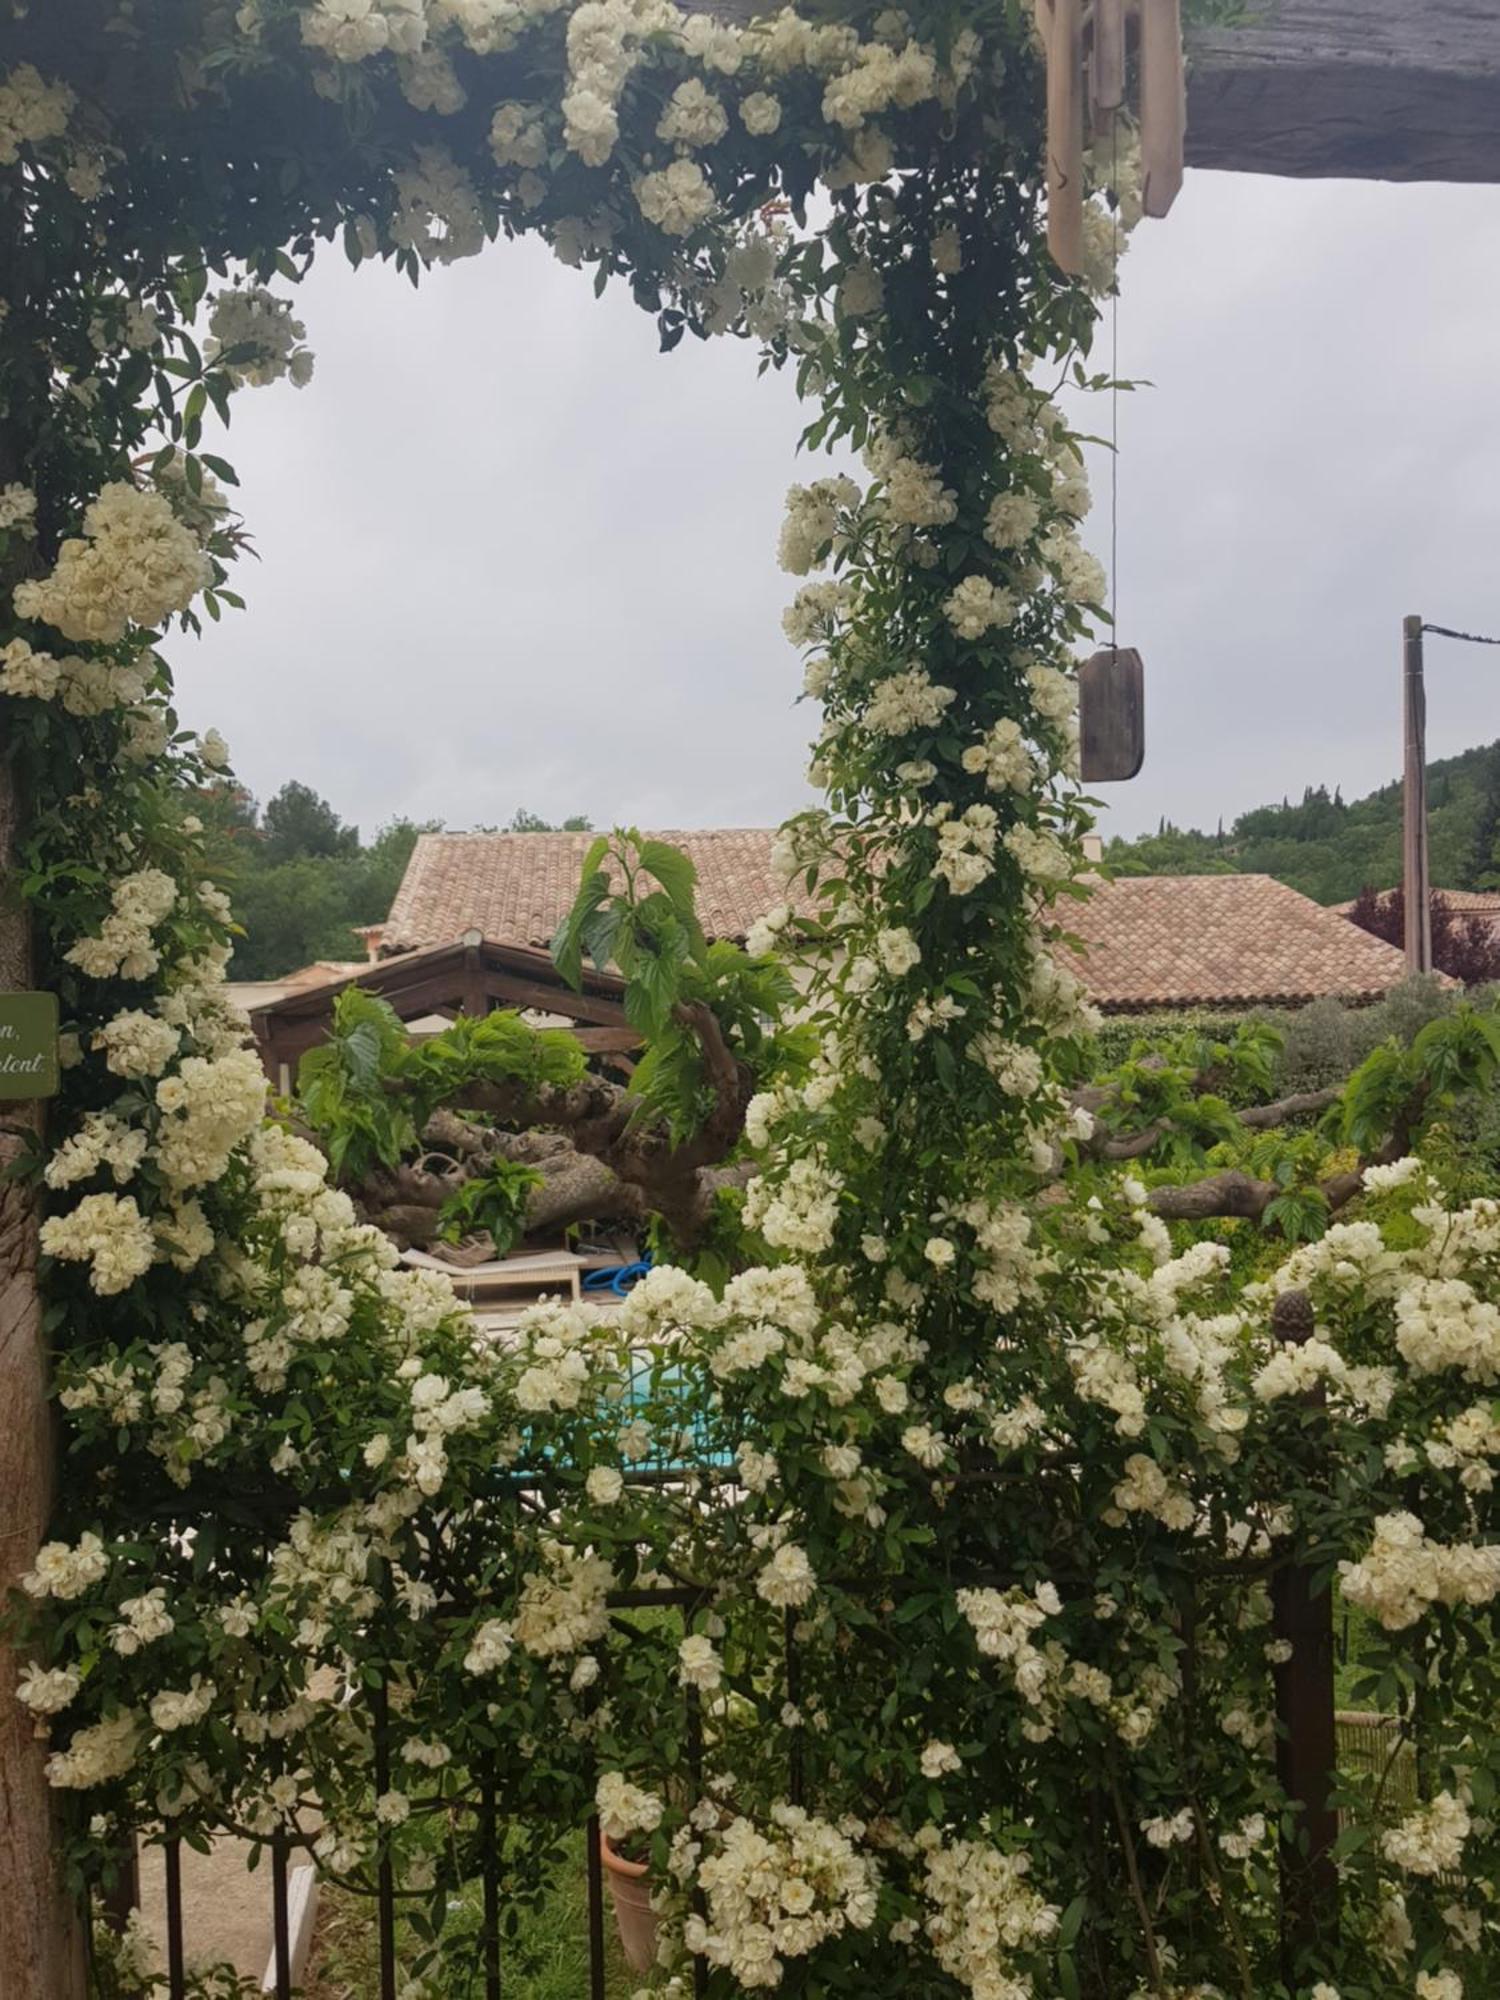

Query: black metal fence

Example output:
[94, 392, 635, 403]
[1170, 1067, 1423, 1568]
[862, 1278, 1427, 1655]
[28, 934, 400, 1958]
[91, 1568, 1349, 1997]
[92, 1578, 720, 2000]
[90, 1291, 1354, 1997]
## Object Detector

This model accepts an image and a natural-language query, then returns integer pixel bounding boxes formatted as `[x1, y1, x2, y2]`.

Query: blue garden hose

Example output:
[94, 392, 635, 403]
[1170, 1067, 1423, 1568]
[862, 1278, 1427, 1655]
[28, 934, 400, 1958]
[582, 1256, 654, 1297]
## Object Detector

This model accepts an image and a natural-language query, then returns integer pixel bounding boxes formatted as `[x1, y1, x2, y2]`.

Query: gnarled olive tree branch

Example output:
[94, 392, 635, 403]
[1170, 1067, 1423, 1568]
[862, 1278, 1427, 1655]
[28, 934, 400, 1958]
[1089, 1084, 1342, 1163]
[1146, 1080, 1433, 1228]
[364, 1001, 755, 1250]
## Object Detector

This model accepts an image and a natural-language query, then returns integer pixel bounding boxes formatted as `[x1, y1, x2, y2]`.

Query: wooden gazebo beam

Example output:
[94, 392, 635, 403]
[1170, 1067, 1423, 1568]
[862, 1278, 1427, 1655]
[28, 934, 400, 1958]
[1185, 1, 1500, 185]
[694, 0, 1500, 187]
[245, 938, 642, 1090]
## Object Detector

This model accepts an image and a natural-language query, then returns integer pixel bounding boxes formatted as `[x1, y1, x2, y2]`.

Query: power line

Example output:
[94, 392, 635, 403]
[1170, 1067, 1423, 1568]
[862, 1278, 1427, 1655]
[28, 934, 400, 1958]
[1422, 622, 1500, 649]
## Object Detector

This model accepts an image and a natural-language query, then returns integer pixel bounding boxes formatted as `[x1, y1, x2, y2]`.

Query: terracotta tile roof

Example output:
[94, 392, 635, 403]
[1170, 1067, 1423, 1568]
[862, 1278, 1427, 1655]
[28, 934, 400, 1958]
[1333, 889, 1500, 910]
[286, 959, 371, 989]
[224, 961, 369, 1010]
[1332, 889, 1500, 932]
[384, 836, 1414, 1011]
[1433, 888, 1500, 920]
[383, 830, 819, 952]
[1060, 874, 1413, 1011]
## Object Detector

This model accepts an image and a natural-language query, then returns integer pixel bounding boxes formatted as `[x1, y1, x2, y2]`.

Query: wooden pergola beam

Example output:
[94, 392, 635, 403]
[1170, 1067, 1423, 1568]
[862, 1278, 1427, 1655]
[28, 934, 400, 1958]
[245, 938, 641, 1087]
[1185, 1, 1500, 185]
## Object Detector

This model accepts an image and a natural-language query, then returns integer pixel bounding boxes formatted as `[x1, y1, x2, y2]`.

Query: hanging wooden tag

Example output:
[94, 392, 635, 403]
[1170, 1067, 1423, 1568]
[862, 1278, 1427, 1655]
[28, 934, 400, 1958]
[1079, 646, 1145, 782]
[1139, 0, 1187, 217]
[0, 991, 60, 1099]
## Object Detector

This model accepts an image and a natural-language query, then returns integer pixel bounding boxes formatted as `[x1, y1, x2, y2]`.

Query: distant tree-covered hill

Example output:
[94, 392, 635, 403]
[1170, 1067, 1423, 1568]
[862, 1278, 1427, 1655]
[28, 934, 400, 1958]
[1106, 740, 1500, 905]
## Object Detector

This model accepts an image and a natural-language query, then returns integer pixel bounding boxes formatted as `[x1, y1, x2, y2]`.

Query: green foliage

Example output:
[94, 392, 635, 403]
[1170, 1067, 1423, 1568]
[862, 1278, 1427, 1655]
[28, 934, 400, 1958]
[1090, 1007, 1259, 1074]
[260, 779, 360, 864]
[504, 807, 594, 834]
[308, 1835, 634, 1999]
[1089, 1018, 1286, 1167]
[1339, 1005, 1500, 1156]
[297, 988, 585, 1181]
[1106, 739, 1500, 903]
[436, 1155, 544, 1253]
[1466, 743, 1500, 890]
[215, 789, 431, 981]
[552, 830, 707, 1031]
[1095, 979, 1483, 1099]
[296, 987, 418, 1178]
[554, 832, 805, 1141]
[1258, 995, 1387, 1094]
[18, 7, 1500, 1996]
[1089, 991, 1500, 1239]
[1237, 1126, 1336, 1242]
[630, 939, 806, 1145]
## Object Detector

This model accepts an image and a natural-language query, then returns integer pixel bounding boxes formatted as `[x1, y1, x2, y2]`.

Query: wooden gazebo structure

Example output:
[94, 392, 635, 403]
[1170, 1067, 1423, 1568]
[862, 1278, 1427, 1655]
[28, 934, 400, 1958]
[247, 937, 637, 1093]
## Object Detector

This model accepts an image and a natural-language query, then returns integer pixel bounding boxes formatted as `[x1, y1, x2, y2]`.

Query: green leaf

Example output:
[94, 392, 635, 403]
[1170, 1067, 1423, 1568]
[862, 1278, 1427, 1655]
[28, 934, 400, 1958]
[579, 902, 625, 973]
[204, 373, 234, 428]
[637, 840, 704, 948]
[1058, 1895, 1088, 1949]
[624, 923, 690, 1038]
[551, 862, 610, 991]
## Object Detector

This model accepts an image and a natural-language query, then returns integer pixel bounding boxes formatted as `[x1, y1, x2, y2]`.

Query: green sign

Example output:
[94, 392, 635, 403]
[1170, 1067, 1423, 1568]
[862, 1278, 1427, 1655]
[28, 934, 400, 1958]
[0, 991, 60, 1100]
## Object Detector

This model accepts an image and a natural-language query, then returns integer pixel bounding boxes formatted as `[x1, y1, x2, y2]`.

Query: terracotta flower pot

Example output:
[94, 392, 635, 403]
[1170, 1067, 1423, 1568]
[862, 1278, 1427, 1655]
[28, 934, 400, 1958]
[598, 1827, 659, 1973]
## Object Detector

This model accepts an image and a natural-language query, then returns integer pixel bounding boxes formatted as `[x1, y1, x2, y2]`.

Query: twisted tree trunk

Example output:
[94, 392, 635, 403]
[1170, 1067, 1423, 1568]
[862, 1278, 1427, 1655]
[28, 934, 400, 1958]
[352, 999, 760, 1255]
[0, 748, 86, 1999]
[356, 1118, 754, 1253]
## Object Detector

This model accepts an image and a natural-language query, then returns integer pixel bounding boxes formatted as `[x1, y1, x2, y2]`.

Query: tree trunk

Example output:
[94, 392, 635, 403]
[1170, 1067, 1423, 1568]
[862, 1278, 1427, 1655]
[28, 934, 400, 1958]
[0, 750, 86, 1998]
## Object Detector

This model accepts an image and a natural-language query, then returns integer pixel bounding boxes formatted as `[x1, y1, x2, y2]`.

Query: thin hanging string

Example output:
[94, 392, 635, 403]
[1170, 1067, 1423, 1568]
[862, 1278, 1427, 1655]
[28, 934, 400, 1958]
[1110, 109, 1120, 644]
[1423, 623, 1500, 648]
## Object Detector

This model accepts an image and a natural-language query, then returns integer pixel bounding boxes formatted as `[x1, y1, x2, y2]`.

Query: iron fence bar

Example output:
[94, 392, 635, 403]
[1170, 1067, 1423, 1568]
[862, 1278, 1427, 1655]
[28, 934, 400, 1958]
[585, 1814, 607, 2000]
[445, 1559, 1278, 1629]
[84, 1883, 121, 2000]
[606, 1586, 704, 1610]
[163, 1837, 186, 2000]
[99, 1834, 141, 1932]
[480, 1768, 502, 2000]
[373, 1672, 399, 2000]
[1268, 1289, 1339, 1980]
[271, 1830, 292, 2000]
[684, 1606, 708, 2000]
[1401, 1472, 1436, 1805]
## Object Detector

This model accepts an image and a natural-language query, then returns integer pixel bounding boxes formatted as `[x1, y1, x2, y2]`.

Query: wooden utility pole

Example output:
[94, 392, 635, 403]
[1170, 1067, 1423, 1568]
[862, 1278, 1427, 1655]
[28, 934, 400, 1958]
[1402, 614, 1433, 976]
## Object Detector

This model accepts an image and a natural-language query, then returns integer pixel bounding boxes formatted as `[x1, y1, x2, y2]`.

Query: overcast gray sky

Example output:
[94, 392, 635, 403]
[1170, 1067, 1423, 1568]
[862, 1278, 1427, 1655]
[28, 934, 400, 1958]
[181, 167, 1500, 845]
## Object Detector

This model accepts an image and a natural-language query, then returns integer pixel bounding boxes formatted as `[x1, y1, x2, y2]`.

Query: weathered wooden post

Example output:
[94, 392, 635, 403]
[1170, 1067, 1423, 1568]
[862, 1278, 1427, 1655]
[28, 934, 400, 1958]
[0, 754, 87, 1998]
[1268, 1288, 1340, 1981]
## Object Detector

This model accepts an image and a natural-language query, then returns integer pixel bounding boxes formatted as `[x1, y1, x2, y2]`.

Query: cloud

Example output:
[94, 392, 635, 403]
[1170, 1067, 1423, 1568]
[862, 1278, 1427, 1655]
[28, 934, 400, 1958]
[1076, 169, 1500, 837]
[182, 233, 823, 836]
[179, 169, 1500, 846]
